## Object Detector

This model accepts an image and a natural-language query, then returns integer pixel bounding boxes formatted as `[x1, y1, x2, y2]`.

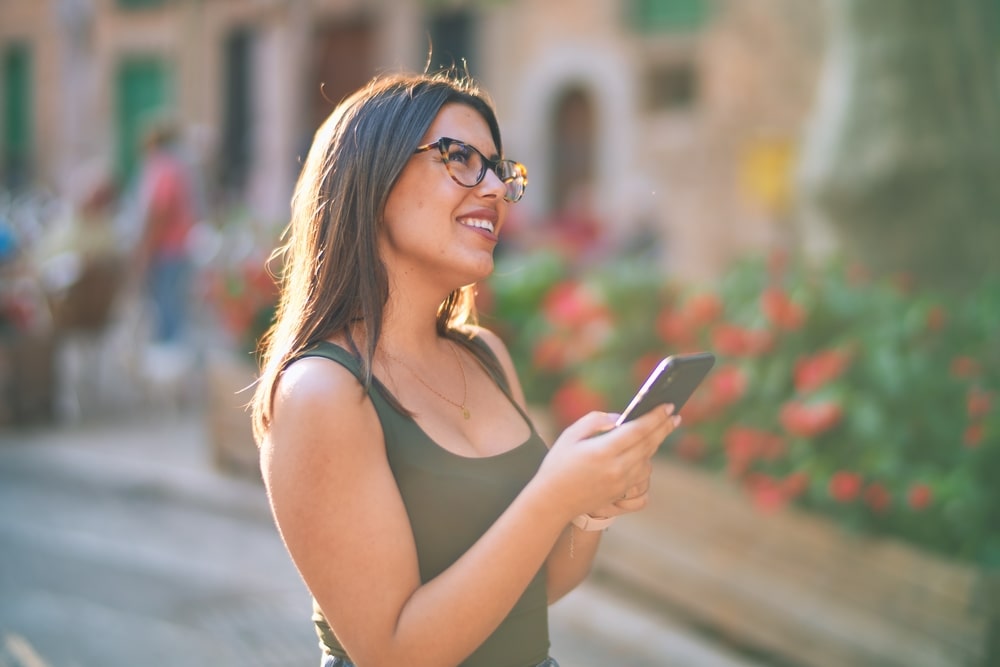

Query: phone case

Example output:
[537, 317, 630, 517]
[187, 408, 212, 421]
[615, 352, 716, 426]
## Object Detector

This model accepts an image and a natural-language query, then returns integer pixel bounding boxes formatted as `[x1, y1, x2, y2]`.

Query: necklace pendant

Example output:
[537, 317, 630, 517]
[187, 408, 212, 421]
[462, 406, 471, 420]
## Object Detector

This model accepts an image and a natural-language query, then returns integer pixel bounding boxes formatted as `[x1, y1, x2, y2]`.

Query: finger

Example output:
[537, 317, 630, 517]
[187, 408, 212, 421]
[630, 406, 682, 455]
[556, 411, 618, 444]
[613, 491, 649, 512]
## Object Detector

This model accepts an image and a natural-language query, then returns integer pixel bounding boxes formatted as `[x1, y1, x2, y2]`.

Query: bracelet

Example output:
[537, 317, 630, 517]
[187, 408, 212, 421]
[572, 513, 616, 531]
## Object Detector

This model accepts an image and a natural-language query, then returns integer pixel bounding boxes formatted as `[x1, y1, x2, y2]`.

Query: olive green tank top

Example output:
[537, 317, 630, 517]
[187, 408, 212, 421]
[300, 338, 551, 667]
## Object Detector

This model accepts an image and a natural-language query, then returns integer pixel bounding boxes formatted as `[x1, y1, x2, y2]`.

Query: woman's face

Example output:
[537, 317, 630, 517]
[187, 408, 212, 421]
[380, 102, 508, 295]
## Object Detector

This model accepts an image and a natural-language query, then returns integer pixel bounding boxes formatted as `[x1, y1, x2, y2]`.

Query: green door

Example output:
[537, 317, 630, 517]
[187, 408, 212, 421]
[116, 58, 171, 185]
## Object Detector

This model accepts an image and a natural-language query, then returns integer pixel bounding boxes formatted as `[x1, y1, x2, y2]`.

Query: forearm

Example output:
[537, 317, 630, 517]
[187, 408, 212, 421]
[545, 523, 603, 603]
[378, 481, 572, 667]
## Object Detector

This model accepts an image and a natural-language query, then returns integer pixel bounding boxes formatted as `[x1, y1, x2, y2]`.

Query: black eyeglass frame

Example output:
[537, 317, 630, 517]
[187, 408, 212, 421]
[413, 137, 527, 203]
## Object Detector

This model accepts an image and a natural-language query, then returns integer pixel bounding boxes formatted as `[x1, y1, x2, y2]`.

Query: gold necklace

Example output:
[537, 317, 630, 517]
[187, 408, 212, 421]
[385, 341, 470, 420]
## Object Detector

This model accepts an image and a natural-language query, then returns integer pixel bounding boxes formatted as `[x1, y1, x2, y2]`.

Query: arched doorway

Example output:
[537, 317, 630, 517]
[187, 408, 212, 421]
[549, 85, 597, 214]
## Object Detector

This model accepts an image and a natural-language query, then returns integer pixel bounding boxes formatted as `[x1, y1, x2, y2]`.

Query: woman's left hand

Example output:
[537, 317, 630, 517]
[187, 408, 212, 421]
[585, 458, 654, 519]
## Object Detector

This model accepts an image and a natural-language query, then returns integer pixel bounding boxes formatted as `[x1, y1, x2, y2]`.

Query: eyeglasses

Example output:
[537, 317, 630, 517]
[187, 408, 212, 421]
[413, 137, 528, 203]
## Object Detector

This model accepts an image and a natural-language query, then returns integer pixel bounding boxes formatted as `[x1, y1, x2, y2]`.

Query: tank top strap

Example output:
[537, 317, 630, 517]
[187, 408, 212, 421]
[298, 340, 364, 378]
[463, 334, 512, 394]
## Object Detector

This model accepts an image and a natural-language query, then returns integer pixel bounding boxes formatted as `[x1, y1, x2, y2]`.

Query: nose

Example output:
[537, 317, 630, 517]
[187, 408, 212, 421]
[477, 166, 507, 200]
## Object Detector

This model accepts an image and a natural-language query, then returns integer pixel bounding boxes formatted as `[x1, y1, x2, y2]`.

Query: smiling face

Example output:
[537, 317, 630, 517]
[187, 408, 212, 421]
[379, 102, 509, 298]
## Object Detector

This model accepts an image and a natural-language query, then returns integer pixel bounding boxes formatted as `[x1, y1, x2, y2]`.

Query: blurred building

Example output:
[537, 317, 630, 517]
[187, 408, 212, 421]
[0, 0, 825, 281]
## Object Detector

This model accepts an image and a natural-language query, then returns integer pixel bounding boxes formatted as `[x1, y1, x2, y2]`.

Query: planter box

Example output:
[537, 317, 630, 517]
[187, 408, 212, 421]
[205, 353, 261, 479]
[594, 458, 995, 667]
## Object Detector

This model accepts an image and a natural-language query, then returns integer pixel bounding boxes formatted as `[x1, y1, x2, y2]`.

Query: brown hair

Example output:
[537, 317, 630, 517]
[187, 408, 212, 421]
[250, 70, 505, 443]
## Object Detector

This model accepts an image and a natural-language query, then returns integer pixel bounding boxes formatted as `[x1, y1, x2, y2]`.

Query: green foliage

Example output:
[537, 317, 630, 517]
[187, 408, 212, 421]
[483, 250, 1000, 567]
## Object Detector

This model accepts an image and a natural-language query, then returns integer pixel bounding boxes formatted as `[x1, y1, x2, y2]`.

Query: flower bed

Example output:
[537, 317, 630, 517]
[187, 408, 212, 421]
[482, 249, 998, 664]
[482, 249, 999, 569]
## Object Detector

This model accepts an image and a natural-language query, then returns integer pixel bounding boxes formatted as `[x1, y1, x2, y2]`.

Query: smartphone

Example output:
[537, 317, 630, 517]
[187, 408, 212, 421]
[615, 352, 716, 426]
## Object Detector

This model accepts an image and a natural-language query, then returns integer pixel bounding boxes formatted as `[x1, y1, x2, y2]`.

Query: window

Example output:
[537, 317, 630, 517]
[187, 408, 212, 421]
[427, 9, 476, 74]
[117, 0, 167, 9]
[628, 0, 711, 33]
[549, 86, 596, 212]
[2, 43, 33, 190]
[644, 60, 698, 111]
[220, 28, 254, 192]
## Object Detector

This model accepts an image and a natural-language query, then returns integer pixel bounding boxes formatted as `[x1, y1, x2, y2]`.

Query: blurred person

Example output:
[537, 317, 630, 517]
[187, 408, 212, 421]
[250, 70, 681, 667]
[35, 169, 123, 335]
[132, 116, 198, 344]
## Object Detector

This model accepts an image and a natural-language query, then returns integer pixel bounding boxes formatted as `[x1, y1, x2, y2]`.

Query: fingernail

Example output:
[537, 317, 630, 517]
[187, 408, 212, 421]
[665, 404, 676, 415]
[673, 415, 682, 427]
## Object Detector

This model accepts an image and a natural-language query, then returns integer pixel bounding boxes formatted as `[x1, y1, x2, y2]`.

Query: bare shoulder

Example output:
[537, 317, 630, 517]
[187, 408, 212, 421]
[263, 353, 383, 476]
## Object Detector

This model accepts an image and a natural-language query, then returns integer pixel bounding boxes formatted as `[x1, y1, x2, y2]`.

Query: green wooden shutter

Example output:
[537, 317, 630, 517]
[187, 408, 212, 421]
[629, 0, 711, 33]
[3, 44, 33, 190]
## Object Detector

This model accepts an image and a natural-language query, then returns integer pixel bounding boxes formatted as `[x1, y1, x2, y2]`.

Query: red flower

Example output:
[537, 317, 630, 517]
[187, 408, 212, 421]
[724, 426, 759, 476]
[967, 387, 993, 420]
[863, 482, 892, 513]
[925, 305, 946, 332]
[828, 471, 862, 502]
[711, 323, 774, 358]
[708, 365, 749, 407]
[685, 293, 724, 328]
[907, 484, 933, 510]
[723, 426, 786, 476]
[782, 471, 810, 498]
[760, 287, 805, 331]
[950, 356, 981, 379]
[542, 281, 606, 328]
[673, 432, 708, 462]
[846, 263, 871, 286]
[552, 379, 607, 426]
[744, 473, 789, 512]
[655, 308, 697, 348]
[532, 335, 567, 371]
[779, 400, 843, 438]
[794, 348, 852, 394]
[963, 423, 984, 449]
[891, 272, 915, 294]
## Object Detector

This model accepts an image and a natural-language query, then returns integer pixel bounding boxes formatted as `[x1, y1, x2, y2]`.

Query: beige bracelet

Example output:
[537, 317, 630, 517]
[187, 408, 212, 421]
[571, 513, 616, 531]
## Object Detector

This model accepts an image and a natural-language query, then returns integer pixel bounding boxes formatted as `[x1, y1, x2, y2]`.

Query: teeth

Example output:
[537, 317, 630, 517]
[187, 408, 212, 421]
[461, 218, 495, 233]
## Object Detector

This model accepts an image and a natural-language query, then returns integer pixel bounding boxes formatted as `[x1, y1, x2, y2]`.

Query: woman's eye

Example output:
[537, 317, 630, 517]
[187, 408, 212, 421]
[448, 145, 473, 165]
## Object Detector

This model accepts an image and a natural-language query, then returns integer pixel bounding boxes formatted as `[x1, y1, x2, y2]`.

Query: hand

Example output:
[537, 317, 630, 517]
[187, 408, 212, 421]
[535, 404, 681, 522]
[585, 459, 654, 520]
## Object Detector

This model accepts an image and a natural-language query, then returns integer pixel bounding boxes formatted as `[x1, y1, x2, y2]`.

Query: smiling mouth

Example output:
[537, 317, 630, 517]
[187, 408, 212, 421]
[460, 218, 496, 234]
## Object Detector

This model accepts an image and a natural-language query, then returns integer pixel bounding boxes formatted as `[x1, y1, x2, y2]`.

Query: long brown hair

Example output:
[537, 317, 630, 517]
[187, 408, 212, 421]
[251, 70, 505, 443]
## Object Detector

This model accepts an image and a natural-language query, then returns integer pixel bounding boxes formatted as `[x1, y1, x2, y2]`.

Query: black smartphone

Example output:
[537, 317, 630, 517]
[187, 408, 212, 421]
[615, 352, 716, 426]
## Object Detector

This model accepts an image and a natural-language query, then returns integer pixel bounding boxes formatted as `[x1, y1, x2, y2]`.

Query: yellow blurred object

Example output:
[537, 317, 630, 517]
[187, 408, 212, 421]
[740, 136, 795, 215]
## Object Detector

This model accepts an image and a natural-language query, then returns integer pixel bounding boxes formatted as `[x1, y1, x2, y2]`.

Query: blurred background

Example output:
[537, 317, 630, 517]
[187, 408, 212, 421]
[0, 0, 998, 666]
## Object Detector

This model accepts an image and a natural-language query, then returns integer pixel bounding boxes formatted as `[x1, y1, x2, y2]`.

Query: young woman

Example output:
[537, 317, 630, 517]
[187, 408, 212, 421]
[250, 70, 680, 667]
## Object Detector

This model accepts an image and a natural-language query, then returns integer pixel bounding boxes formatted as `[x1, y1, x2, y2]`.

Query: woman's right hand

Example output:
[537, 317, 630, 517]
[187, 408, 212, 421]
[534, 404, 681, 522]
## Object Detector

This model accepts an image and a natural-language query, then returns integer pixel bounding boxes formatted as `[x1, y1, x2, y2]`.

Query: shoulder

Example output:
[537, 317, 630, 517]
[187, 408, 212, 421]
[263, 352, 382, 474]
[275, 353, 366, 413]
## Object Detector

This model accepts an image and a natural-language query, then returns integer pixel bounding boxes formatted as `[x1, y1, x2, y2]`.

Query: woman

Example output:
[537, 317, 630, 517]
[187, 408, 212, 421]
[250, 70, 680, 667]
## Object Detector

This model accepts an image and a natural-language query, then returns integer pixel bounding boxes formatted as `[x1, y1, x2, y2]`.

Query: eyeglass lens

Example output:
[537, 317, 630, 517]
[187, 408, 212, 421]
[442, 140, 526, 203]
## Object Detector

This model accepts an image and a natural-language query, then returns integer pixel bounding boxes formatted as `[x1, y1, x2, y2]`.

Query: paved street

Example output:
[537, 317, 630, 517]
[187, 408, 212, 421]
[0, 408, 764, 667]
